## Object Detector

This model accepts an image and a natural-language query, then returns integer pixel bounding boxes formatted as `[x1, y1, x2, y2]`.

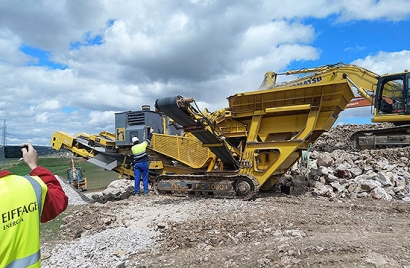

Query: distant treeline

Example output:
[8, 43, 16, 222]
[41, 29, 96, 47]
[34, 146, 59, 156]
[2, 145, 60, 158]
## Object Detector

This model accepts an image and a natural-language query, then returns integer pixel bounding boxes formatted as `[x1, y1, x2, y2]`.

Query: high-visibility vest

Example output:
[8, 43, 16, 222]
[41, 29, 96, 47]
[0, 175, 48, 268]
[131, 141, 149, 162]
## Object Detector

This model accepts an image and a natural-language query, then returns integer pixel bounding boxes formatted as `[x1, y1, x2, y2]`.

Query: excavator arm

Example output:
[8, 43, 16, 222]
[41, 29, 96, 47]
[260, 63, 379, 106]
[261, 63, 379, 88]
[261, 63, 410, 150]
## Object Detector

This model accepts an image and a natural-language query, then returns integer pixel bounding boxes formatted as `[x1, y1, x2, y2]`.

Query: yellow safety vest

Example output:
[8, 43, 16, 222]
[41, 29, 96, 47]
[0, 175, 48, 268]
[131, 141, 149, 161]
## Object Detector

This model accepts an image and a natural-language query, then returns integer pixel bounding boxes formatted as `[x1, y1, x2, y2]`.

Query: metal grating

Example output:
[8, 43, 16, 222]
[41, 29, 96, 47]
[127, 112, 146, 126]
[151, 134, 212, 169]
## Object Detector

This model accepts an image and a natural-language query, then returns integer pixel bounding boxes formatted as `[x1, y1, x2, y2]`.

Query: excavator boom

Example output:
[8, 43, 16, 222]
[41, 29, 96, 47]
[261, 63, 410, 149]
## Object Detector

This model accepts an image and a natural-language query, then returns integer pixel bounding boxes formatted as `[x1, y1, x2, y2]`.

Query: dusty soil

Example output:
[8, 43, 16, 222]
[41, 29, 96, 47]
[136, 194, 410, 267]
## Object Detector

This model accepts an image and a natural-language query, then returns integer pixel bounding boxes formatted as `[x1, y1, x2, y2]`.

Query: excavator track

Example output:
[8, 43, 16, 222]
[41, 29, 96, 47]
[350, 125, 410, 150]
[153, 174, 260, 201]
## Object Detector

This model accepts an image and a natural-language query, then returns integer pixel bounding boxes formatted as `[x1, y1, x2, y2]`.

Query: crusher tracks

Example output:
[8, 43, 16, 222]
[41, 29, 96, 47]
[153, 174, 260, 201]
[350, 124, 410, 150]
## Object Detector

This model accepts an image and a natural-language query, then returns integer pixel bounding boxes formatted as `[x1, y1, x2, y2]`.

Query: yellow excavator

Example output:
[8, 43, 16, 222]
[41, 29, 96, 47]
[259, 63, 410, 149]
[50, 63, 408, 199]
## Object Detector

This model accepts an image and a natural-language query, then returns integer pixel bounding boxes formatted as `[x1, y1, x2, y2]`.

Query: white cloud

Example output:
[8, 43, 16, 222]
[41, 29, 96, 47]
[36, 100, 61, 112]
[88, 111, 116, 128]
[35, 112, 49, 123]
[0, 29, 31, 65]
[352, 50, 410, 75]
[0, 0, 409, 145]
[336, 0, 410, 21]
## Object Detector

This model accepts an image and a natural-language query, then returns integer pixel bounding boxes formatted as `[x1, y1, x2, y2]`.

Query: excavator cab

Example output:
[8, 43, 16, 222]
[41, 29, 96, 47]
[373, 72, 410, 122]
[350, 71, 410, 150]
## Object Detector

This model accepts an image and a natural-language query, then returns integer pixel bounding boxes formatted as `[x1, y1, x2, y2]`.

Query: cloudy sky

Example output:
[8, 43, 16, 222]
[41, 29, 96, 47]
[1, 0, 410, 146]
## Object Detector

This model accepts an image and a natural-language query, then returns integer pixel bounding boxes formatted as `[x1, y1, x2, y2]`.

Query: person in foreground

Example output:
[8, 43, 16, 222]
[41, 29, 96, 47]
[131, 127, 154, 195]
[0, 143, 69, 268]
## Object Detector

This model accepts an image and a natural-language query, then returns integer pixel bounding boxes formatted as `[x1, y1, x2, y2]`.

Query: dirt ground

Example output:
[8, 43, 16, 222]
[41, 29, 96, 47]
[47, 189, 410, 268]
[140, 194, 410, 268]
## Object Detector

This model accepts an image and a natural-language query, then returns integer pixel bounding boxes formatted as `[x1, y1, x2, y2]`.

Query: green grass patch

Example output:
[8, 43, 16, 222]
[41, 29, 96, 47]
[5, 157, 119, 191]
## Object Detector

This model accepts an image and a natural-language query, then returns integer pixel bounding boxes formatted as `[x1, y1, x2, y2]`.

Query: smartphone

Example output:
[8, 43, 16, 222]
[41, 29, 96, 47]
[3, 145, 29, 159]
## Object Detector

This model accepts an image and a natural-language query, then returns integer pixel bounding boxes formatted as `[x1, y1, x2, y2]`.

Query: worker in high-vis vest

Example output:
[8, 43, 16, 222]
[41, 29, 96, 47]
[0, 143, 68, 268]
[131, 127, 154, 195]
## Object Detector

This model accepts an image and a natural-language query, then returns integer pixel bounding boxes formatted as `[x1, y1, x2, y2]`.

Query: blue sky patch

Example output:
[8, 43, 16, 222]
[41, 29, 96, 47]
[19, 45, 67, 70]
[289, 17, 410, 70]
[69, 20, 113, 50]
[70, 31, 103, 50]
[62, 106, 77, 113]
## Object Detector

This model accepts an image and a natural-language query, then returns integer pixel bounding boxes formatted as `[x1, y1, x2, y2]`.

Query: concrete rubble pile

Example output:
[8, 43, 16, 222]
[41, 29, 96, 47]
[90, 123, 410, 202]
[90, 179, 135, 203]
[285, 123, 410, 201]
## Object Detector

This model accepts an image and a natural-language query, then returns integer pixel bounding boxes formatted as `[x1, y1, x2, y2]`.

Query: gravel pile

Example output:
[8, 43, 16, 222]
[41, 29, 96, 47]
[54, 175, 91, 206]
[42, 226, 157, 268]
[40, 196, 226, 267]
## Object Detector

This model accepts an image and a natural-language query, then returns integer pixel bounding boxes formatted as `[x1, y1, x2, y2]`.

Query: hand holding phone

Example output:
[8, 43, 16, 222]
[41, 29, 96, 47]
[20, 143, 38, 170]
[21, 145, 29, 153]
